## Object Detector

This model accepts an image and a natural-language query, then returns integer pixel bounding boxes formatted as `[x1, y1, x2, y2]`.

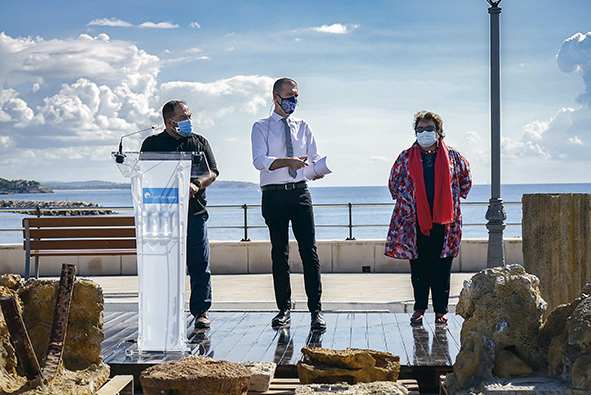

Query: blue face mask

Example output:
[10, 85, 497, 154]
[278, 95, 298, 115]
[173, 119, 193, 137]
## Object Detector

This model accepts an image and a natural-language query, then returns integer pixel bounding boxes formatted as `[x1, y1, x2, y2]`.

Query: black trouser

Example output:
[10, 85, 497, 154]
[262, 186, 322, 313]
[409, 224, 453, 314]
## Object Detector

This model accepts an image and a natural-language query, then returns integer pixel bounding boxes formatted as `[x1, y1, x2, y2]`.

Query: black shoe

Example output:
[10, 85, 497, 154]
[310, 311, 326, 330]
[271, 309, 291, 327]
[194, 311, 210, 329]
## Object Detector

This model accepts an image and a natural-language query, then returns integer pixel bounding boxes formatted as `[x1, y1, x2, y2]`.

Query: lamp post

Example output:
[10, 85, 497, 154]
[485, 0, 506, 267]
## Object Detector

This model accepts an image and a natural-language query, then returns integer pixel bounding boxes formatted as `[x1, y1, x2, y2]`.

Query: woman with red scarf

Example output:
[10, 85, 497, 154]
[385, 111, 472, 325]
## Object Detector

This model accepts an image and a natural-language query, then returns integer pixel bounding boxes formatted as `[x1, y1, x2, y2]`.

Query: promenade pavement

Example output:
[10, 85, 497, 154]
[78, 272, 478, 314]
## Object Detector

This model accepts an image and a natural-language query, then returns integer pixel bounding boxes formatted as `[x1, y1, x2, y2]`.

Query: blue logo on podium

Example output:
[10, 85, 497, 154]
[143, 188, 179, 204]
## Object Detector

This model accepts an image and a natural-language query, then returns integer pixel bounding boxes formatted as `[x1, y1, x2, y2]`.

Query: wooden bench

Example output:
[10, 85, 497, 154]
[23, 216, 136, 280]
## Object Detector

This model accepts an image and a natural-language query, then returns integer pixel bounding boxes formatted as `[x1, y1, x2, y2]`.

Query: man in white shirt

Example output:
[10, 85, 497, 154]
[251, 78, 326, 330]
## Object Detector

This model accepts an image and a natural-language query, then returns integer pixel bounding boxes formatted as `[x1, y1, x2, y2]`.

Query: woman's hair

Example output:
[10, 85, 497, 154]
[413, 110, 445, 139]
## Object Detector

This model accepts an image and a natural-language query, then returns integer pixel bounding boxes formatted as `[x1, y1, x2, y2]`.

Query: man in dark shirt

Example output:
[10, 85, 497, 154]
[141, 100, 219, 329]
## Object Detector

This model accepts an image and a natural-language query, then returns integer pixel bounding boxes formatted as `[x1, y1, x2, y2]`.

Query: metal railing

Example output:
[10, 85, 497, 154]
[0, 201, 522, 242]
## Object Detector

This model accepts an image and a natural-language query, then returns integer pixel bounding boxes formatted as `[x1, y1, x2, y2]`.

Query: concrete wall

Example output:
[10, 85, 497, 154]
[522, 193, 591, 315]
[1, 237, 523, 277]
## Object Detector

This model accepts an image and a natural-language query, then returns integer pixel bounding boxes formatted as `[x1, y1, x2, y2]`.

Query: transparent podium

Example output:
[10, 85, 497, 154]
[114, 151, 210, 354]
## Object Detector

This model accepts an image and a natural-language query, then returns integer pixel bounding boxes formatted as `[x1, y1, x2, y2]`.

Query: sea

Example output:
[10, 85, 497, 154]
[1, 183, 591, 245]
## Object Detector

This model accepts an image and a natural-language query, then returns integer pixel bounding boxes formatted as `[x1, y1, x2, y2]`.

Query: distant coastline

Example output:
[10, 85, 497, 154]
[41, 179, 259, 190]
[0, 178, 53, 194]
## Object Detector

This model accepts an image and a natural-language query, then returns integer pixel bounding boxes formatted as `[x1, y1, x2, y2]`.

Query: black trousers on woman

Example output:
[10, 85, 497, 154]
[261, 186, 322, 313]
[409, 224, 453, 314]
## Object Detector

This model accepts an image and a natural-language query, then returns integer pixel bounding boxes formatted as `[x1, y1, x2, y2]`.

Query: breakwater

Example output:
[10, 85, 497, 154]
[0, 200, 115, 216]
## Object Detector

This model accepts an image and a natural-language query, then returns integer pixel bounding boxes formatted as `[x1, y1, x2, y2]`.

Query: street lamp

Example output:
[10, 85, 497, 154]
[485, 0, 507, 267]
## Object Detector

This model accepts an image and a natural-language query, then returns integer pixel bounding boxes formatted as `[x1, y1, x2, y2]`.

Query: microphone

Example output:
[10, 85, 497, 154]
[114, 125, 158, 163]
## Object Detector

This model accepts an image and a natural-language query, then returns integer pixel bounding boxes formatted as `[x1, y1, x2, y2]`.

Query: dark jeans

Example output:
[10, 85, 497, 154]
[187, 212, 212, 315]
[262, 187, 322, 313]
[410, 226, 453, 314]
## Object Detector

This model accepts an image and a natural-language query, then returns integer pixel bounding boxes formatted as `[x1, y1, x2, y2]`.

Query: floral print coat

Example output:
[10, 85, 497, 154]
[385, 141, 472, 260]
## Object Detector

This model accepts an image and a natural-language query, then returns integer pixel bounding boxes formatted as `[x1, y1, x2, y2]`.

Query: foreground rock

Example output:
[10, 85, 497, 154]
[0, 274, 110, 394]
[240, 361, 276, 392]
[140, 355, 251, 395]
[445, 265, 591, 394]
[297, 347, 400, 385]
[295, 381, 408, 395]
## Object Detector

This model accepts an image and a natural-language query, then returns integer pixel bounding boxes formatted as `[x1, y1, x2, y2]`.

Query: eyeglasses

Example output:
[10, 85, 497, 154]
[416, 126, 437, 133]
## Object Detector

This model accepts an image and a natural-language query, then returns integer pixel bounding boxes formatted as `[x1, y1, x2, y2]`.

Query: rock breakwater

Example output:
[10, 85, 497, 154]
[0, 200, 115, 216]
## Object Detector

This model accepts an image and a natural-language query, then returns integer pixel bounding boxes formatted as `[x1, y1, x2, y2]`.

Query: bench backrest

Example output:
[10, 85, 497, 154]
[23, 216, 136, 251]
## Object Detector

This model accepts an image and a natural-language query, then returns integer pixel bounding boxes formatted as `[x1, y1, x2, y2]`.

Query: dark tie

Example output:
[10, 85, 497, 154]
[281, 118, 297, 178]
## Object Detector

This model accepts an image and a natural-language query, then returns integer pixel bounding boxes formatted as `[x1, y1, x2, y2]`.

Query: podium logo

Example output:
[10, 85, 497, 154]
[143, 188, 179, 204]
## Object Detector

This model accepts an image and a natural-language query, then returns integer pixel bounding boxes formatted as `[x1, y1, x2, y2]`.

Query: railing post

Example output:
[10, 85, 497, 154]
[36, 206, 41, 218]
[346, 202, 356, 240]
[241, 204, 250, 242]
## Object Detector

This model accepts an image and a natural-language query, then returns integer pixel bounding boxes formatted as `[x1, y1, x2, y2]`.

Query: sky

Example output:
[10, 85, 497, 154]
[0, 0, 590, 187]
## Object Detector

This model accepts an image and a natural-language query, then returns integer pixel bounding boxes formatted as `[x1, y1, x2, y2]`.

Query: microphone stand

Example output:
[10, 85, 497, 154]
[114, 125, 158, 163]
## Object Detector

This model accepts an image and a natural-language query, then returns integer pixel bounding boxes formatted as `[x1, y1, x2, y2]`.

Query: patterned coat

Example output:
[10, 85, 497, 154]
[385, 141, 472, 260]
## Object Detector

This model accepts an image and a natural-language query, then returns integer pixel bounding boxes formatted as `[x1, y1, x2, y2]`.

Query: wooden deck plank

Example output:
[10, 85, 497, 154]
[349, 312, 369, 349]
[329, 312, 352, 350]
[382, 313, 410, 366]
[366, 313, 387, 352]
[220, 312, 274, 362]
[277, 312, 311, 365]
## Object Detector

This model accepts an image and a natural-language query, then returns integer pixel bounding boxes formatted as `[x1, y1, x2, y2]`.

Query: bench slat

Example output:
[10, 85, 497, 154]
[30, 249, 137, 256]
[26, 228, 136, 239]
[30, 239, 136, 251]
[23, 216, 135, 228]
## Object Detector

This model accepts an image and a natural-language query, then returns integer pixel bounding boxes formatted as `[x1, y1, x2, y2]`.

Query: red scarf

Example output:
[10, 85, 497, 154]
[408, 140, 453, 236]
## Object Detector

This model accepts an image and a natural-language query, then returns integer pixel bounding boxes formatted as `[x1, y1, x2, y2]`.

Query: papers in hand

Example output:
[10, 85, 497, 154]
[303, 156, 332, 180]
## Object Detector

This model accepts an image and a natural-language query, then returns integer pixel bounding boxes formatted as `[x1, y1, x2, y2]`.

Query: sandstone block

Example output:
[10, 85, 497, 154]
[456, 264, 547, 369]
[297, 347, 400, 385]
[240, 361, 276, 392]
[140, 355, 251, 395]
[295, 381, 409, 395]
[493, 349, 533, 378]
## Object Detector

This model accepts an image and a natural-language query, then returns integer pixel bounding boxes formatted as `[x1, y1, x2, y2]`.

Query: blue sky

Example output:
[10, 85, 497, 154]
[0, 0, 590, 186]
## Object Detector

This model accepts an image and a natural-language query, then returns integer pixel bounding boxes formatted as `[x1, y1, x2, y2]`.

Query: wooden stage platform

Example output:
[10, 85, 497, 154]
[102, 311, 463, 393]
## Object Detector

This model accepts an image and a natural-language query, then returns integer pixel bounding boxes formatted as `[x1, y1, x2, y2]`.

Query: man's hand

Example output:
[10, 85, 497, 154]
[269, 156, 309, 171]
[189, 182, 200, 198]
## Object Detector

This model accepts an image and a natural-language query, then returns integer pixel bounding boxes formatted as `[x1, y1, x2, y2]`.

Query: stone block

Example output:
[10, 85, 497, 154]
[139, 355, 250, 395]
[240, 361, 276, 392]
[316, 241, 333, 273]
[295, 381, 409, 394]
[457, 238, 488, 272]
[210, 241, 248, 274]
[522, 193, 591, 316]
[246, 241, 272, 273]
[77, 255, 121, 276]
[493, 349, 532, 378]
[331, 241, 375, 273]
[297, 347, 400, 385]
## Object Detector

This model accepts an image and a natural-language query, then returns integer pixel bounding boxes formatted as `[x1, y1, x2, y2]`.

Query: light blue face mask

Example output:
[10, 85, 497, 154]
[278, 95, 298, 115]
[417, 130, 437, 148]
[173, 119, 193, 137]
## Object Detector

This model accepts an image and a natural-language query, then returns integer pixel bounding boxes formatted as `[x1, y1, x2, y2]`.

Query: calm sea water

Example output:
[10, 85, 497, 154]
[1, 183, 591, 244]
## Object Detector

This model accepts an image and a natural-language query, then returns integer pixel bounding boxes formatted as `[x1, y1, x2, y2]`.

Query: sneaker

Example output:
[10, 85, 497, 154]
[311, 310, 326, 330]
[271, 309, 291, 327]
[195, 311, 210, 329]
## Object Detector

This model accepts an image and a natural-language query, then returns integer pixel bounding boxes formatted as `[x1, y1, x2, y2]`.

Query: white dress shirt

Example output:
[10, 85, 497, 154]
[251, 111, 321, 186]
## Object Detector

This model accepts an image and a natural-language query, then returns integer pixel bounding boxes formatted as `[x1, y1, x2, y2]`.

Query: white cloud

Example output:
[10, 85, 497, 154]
[557, 31, 591, 106]
[138, 22, 179, 29]
[88, 18, 133, 27]
[190, 22, 201, 28]
[160, 75, 274, 130]
[310, 23, 359, 34]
